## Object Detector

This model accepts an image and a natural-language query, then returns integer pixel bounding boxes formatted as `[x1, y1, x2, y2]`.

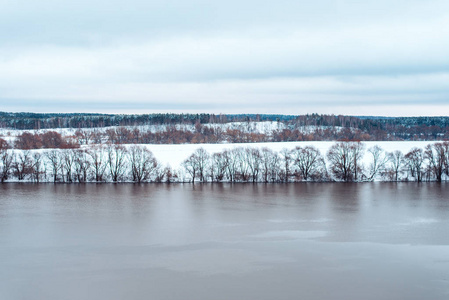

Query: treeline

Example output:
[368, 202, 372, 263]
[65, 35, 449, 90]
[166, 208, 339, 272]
[285, 115, 449, 140]
[0, 144, 171, 183]
[9, 127, 370, 147]
[2, 112, 449, 141]
[9, 125, 449, 149]
[79, 126, 371, 144]
[1, 141, 449, 183]
[0, 112, 264, 130]
[182, 142, 449, 183]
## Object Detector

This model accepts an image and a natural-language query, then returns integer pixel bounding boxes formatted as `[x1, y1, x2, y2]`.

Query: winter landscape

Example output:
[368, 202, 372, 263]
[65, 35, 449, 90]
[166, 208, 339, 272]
[2, 0, 449, 300]
[1, 113, 449, 183]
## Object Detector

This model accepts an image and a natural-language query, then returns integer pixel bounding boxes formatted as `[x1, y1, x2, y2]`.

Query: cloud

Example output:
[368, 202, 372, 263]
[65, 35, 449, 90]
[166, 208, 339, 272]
[2, 73, 448, 115]
[0, 0, 448, 115]
[2, 16, 448, 81]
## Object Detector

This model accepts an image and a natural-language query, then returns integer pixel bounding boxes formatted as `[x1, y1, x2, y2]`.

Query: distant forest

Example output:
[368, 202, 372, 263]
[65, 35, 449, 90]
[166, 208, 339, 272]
[1, 112, 449, 141]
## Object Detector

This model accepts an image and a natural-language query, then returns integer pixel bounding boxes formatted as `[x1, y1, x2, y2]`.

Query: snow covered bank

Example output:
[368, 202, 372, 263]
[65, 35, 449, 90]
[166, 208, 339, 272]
[1, 140, 446, 183]
[145, 141, 432, 169]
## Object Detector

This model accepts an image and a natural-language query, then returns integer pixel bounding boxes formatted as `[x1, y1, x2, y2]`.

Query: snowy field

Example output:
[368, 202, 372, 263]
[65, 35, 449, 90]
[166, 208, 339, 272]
[0, 140, 442, 182]
[1, 123, 442, 181]
[143, 141, 435, 170]
[0, 121, 288, 137]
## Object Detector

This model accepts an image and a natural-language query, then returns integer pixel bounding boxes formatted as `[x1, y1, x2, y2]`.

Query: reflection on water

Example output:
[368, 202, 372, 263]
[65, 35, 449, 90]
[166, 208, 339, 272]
[0, 183, 449, 300]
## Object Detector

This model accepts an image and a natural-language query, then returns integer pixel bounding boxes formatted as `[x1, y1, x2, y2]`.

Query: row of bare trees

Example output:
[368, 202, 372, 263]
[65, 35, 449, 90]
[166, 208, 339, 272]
[0, 144, 173, 183]
[7, 125, 449, 151]
[181, 146, 330, 183]
[2, 141, 449, 183]
[182, 142, 449, 183]
[327, 142, 449, 182]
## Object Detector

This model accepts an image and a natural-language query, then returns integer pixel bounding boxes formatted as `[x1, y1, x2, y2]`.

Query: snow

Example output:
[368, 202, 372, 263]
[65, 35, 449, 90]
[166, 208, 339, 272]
[0, 140, 442, 182]
[143, 141, 434, 170]
[203, 121, 286, 133]
[0, 121, 331, 141]
[0, 120, 437, 170]
[1, 139, 433, 170]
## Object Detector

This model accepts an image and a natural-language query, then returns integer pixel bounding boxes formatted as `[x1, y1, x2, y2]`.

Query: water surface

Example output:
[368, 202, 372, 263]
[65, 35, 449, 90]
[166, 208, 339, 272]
[1, 183, 448, 300]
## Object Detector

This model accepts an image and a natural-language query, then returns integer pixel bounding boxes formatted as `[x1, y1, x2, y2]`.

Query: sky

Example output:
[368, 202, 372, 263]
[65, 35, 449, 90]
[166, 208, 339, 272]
[0, 0, 448, 116]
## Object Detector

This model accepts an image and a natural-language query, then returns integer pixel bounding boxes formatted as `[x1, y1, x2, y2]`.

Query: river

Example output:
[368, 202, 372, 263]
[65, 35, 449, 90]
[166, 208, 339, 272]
[1, 183, 448, 299]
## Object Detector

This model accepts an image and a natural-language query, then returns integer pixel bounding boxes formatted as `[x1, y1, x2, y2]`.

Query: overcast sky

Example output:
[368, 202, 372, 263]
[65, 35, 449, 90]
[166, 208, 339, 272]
[1, 0, 448, 116]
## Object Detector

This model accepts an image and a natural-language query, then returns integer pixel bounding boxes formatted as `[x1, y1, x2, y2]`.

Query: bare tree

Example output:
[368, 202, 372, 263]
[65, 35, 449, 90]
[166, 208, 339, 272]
[424, 143, 447, 182]
[32, 152, 44, 183]
[327, 142, 365, 182]
[107, 144, 128, 182]
[387, 150, 405, 181]
[73, 149, 91, 182]
[327, 142, 351, 182]
[405, 148, 425, 182]
[279, 148, 292, 182]
[153, 164, 171, 183]
[245, 147, 261, 182]
[367, 145, 388, 181]
[45, 150, 62, 182]
[62, 150, 75, 182]
[352, 142, 365, 181]
[291, 146, 326, 181]
[13, 150, 33, 180]
[88, 145, 107, 182]
[91, 129, 104, 144]
[195, 148, 210, 182]
[233, 148, 250, 181]
[443, 142, 449, 177]
[182, 153, 198, 182]
[210, 152, 228, 182]
[260, 147, 280, 182]
[105, 128, 118, 144]
[0, 143, 14, 182]
[128, 146, 158, 183]
[223, 149, 239, 182]
[164, 166, 176, 183]
[74, 129, 97, 145]
[182, 148, 210, 182]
